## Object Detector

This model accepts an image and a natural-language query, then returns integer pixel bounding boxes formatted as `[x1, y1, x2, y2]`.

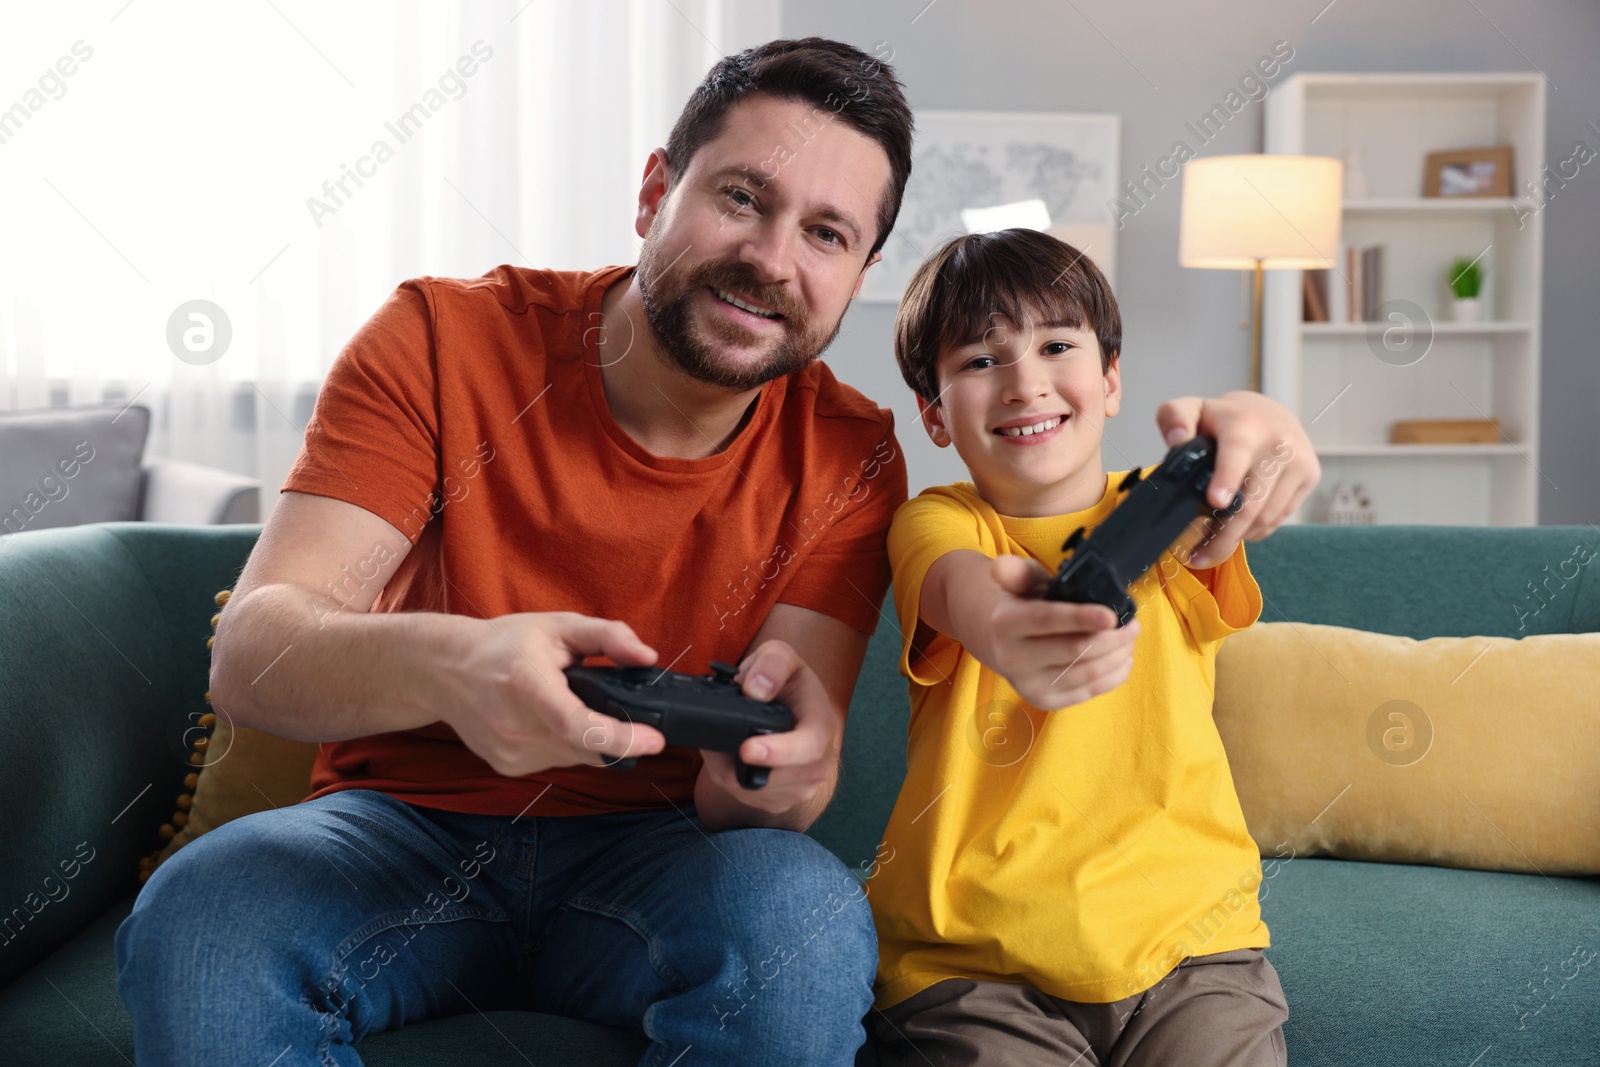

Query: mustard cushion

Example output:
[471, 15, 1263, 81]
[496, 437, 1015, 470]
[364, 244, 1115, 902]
[1214, 621, 1600, 876]
[141, 590, 318, 881]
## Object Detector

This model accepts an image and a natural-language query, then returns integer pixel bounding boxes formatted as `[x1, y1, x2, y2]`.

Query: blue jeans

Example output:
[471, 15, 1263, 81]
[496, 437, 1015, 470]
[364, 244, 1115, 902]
[114, 788, 876, 1066]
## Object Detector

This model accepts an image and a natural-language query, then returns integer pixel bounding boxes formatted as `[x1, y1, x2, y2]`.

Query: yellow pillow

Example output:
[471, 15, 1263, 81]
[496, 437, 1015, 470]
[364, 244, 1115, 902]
[140, 590, 319, 883]
[1214, 621, 1600, 876]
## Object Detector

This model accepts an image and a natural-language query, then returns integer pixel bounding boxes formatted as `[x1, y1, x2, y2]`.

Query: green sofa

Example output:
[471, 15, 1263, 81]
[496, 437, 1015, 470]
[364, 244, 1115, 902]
[2, 521, 1596, 1065]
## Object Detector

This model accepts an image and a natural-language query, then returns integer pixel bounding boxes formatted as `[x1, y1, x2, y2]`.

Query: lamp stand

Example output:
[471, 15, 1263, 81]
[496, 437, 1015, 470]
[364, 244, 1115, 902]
[1249, 259, 1264, 393]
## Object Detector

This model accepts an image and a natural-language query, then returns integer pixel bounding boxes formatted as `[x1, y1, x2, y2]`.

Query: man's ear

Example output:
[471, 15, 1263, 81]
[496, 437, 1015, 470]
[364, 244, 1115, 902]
[635, 148, 672, 239]
[850, 250, 883, 301]
[916, 388, 953, 448]
[1103, 352, 1122, 419]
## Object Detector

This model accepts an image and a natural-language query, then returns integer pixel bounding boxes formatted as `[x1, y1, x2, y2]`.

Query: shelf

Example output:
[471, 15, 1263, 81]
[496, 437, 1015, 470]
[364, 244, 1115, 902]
[1302, 321, 1532, 336]
[1316, 443, 1523, 457]
[1342, 198, 1536, 215]
[1266, 72, 1545, 526]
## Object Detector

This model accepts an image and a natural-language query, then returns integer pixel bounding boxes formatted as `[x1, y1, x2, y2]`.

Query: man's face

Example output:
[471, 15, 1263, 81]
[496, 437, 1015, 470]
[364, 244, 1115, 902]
[919, 308, 1121, 506]
[633, 94, 891, 390]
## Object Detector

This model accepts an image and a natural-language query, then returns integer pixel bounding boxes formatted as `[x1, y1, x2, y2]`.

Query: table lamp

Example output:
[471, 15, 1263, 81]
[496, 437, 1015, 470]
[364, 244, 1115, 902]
[1179, 155, 1342, 392]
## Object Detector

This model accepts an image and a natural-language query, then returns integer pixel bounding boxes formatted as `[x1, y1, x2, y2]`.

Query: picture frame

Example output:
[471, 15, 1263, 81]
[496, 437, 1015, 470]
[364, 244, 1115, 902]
[1422, 146, 1514, 198]
[857, 110, 1120, 303]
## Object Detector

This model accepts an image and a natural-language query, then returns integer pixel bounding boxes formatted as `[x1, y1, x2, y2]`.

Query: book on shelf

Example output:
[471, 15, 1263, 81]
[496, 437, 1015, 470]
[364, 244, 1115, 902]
[1362, 245, 1383, 323]
[1345, 244, 1358, 321]
[1302, 269, 1329, 322]
[1335, 242, 1384, 322]
[1326, 255, 1347, 322]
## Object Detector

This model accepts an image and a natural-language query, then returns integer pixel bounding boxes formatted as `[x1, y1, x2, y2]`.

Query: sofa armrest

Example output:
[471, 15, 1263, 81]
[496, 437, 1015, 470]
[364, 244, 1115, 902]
[0, 523, 262, 985]
[140, 457, 261, 525]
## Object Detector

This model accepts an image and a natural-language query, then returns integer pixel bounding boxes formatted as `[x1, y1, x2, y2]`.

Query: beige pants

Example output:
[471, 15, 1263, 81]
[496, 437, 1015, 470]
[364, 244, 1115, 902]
[873, 948, 1289, 1067]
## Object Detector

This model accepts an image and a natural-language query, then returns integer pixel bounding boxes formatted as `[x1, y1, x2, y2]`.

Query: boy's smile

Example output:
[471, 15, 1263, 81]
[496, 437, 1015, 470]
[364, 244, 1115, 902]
[917, 309, 1121, 518]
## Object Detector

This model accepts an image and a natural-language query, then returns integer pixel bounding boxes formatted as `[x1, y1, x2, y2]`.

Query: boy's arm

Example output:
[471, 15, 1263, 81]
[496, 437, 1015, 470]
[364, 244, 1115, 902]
[918, 548, 1138, 711]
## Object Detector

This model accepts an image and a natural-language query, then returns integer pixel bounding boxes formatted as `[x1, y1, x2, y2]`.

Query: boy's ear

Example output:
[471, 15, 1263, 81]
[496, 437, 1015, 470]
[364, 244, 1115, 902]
[1102, 352, 1122, 419]
[916, 389, 953, 448]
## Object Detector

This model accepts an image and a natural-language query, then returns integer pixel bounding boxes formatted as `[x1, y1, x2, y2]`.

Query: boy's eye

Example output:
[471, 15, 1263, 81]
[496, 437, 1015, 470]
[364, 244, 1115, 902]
[1043, 341, 1074, 355]
[963, 355, 997, 371]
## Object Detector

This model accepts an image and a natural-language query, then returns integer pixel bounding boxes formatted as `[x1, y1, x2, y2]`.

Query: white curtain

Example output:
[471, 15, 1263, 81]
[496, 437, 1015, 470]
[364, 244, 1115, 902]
[0, 0, 779, 515]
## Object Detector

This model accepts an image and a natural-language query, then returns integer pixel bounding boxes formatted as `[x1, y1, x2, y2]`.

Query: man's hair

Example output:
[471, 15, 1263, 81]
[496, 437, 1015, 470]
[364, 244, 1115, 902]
[662, 37, 913, 259]
[894, 228, 1123, 405]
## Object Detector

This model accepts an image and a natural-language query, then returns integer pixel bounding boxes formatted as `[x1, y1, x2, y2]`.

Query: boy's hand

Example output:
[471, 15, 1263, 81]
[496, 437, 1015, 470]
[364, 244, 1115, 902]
[1155, 390, 1320, 568]
[961, 554, 1139, 711]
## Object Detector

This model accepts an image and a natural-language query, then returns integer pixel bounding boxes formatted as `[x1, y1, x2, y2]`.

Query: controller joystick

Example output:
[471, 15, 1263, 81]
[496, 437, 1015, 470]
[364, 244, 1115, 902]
[1042, 435, 1245, 625]
[564, 659, 795, 789]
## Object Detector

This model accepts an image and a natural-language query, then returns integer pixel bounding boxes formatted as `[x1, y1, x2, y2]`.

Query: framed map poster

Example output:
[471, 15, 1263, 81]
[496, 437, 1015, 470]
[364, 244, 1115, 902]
[859, 110, 1121, 303]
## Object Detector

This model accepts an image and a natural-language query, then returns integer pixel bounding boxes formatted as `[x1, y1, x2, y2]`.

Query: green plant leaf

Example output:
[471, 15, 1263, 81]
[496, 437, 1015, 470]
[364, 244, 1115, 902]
[1447, 257, 1484, 299]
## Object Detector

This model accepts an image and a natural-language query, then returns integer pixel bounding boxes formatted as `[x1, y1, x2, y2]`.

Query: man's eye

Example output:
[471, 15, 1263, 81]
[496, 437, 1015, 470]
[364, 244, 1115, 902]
[725, 187, 755, 209]
[815, 227, 841, 246]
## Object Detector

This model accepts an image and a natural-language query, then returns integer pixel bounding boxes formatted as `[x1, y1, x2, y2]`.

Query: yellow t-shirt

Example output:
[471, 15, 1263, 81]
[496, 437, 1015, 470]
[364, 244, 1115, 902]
[870, 473, 1268, 1010]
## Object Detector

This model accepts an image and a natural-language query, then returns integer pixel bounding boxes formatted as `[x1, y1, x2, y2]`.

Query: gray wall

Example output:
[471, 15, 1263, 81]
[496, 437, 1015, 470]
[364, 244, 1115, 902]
[782, 0, 1599, 524]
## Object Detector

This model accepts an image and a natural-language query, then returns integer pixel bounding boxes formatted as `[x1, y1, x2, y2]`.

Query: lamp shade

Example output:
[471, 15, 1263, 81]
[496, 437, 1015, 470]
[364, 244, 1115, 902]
[1179, 155, 1342, 270]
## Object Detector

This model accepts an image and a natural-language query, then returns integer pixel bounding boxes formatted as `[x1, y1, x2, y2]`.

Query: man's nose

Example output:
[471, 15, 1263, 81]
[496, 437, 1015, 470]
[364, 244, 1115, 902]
[736, 217, 795, 287]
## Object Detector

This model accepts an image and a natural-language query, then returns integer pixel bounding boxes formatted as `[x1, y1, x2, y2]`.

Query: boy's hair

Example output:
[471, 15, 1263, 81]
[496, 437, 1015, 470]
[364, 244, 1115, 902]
[663, 38, 913, 259]
[894, 228, 1122, 405]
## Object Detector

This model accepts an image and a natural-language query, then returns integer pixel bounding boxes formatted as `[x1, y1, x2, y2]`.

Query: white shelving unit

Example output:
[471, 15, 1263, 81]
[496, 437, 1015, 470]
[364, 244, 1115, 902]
[1263, 73, 1546, 526]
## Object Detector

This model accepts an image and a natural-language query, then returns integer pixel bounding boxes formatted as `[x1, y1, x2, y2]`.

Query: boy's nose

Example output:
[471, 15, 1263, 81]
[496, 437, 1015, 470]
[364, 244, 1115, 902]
[1001, 357, 1052, 401]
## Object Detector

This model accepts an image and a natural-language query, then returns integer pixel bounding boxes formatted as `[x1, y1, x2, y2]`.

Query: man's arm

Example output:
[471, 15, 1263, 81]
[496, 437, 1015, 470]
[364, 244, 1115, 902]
[210, 491, 666, 772]
[693, 603, 870, 833]
[1155, 391, 1320, 567]
[210, 491, 474, 740]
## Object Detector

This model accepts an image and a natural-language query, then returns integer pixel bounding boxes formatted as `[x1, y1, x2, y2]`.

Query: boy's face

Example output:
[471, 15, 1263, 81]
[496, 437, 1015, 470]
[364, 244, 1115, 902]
[917, 307, 1121, 517]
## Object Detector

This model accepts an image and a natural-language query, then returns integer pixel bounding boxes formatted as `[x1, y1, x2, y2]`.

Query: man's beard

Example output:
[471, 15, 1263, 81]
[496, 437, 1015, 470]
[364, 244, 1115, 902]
[636, 238, 843, 391]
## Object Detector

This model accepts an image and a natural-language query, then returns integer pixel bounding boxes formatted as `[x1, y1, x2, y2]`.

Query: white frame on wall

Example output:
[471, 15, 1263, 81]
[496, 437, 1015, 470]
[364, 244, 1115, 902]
[857, 109, 1121, 304]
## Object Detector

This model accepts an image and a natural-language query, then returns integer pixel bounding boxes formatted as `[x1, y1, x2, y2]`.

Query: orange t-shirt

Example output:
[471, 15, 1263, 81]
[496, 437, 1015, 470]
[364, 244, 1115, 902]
[281, 264, 907, 817]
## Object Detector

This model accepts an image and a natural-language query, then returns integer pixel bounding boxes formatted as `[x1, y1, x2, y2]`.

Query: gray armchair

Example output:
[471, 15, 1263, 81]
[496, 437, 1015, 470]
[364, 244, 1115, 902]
[0, 402, 260, 534]
[139, 455, 260, 524]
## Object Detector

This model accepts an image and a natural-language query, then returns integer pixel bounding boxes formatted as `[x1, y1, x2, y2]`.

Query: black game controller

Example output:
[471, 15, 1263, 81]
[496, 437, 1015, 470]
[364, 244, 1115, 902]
[1041, 435, 1245, 626]
[563, 661, 795, 789]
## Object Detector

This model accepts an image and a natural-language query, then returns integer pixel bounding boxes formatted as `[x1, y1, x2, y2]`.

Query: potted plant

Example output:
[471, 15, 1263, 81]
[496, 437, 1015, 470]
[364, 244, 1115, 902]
[1447, 257, 1486, 323]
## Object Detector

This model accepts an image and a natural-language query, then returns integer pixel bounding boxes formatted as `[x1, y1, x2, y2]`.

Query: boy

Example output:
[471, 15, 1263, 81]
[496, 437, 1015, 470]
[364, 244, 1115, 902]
[868, 228, 1289, 1065]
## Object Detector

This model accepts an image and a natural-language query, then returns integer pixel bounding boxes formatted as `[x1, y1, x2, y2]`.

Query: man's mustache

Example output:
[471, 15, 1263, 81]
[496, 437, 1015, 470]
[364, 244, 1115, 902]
[683, 263, 805, 325]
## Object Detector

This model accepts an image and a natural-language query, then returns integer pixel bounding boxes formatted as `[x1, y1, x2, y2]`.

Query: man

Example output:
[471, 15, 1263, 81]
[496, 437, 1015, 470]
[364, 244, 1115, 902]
[114, 37, 1318, 1067]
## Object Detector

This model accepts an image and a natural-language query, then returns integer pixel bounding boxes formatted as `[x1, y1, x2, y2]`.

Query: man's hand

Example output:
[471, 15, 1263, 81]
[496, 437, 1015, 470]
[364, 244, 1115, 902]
[942, 552, 1138, 711]
[1155, 390, 1320, 568]
[694, 638, 841, 832]
[444, 612, 667, 778]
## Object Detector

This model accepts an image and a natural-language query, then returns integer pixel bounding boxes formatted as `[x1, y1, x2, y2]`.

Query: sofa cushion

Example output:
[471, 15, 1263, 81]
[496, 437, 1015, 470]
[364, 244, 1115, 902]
[1259, 856, 1600, 1065]
[0, 892, 652, 1066]
[1243, 525, 1600, 638]
[1215, 621, 1600, 875]
[0, 404, 150, 535]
